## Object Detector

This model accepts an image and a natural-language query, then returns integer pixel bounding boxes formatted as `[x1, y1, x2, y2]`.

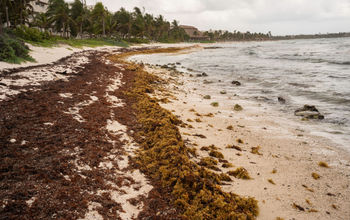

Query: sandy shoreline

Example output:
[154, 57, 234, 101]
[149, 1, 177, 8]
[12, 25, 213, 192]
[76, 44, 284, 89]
[141, 58, 350, 219]
[1, 44, 349, 219]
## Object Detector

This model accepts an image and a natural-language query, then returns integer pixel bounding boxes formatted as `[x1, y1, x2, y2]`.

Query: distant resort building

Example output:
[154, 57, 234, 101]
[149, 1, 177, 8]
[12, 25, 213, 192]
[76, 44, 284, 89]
[31, 0, 49, 14]
[179, 25, 209, 41]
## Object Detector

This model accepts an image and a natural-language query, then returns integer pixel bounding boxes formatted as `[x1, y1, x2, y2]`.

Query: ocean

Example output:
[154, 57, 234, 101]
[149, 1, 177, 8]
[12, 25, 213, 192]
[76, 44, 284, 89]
[130, 38, 350, 150]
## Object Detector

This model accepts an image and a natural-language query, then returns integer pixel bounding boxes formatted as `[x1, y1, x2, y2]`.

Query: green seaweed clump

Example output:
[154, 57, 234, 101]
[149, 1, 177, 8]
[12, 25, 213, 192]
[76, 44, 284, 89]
[228, 167, 251, 180]
[117, 58, 259, 219]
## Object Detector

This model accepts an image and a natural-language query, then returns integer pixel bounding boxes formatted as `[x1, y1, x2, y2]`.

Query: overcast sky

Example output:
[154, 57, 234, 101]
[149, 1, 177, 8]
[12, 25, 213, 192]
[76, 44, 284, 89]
[82, 0, 350, 35]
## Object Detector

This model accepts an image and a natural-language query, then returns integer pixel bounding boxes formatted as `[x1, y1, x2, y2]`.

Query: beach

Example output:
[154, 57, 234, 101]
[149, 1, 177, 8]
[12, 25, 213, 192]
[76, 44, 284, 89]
[141, 56, 350, 219]
[1, 45, 350, 219]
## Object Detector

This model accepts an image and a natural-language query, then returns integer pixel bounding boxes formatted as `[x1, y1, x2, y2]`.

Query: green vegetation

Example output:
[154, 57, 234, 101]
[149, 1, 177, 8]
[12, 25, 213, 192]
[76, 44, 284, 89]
[0, 31, 34, 63]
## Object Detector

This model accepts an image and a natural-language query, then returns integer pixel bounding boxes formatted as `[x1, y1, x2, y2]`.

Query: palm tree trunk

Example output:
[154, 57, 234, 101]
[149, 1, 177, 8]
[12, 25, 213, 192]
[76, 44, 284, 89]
[102, 18, 105, 36]
[62, 22, 66, 38]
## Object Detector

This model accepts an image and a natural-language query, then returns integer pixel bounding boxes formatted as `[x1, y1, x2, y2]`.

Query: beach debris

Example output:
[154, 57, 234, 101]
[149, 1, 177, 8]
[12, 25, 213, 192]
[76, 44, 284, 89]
[231, 80, 241, 86]
[195, 118, 202, 122]
[193, 133, 207, 138]
[227, 167, 251, 179]
[236, 138, 244, 144]
[196, 72, 208, 77]
[226, 125, 234, 130]
[220, 90, 227, 94]
[220, 173, 232, 182]
[292, 203, 305, 211]
[203, 95, 211, 99]
[318, 161, 330, 168]
[200, 146, 210, 151]
[204, 113, 214, 117]
[251, 146, 263, 155]
[226, 144, 242, 151]
[312, 172, 320, 179]
[294, 105, 324, 120]
[209, 150, 224, 159]
[268, 179, 276, 185]
[203, 79, 213, 84]
[234, 104, 243, 111]
[278, 96, 286, 104]
[302, 184, 314, 192]
[222, 162, 234, 168]
[210, 102, 219, 107]
[326, 192, 336, 197]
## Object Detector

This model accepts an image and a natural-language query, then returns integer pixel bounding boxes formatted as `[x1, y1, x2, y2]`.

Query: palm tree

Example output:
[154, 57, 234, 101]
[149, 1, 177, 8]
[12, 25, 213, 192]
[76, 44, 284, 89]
[47, 0, 74, 37]
[34, 12, 50, 31]
[92, 2, 107, 36]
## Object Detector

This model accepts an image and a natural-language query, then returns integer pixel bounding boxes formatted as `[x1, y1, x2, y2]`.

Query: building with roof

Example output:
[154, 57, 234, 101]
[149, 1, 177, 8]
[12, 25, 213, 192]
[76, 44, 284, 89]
[179, 25, 209, 41]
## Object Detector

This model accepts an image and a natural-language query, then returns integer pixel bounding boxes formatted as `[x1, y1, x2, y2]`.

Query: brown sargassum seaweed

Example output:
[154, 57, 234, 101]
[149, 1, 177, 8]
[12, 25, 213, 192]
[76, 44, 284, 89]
[109, 47, 258, 219]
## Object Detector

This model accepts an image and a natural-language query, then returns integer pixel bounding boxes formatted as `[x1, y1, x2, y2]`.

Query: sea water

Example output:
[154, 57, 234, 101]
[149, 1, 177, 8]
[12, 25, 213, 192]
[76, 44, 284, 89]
[130, 38, 350, 151]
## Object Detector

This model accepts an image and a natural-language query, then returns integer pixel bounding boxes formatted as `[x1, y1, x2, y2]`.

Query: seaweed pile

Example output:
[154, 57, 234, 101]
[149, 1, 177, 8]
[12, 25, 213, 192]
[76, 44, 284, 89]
[110, 49, 259, 219]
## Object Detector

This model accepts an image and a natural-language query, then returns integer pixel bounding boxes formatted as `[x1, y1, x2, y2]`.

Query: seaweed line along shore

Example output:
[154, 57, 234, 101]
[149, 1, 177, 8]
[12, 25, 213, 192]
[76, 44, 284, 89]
[1, 45, 350, 219]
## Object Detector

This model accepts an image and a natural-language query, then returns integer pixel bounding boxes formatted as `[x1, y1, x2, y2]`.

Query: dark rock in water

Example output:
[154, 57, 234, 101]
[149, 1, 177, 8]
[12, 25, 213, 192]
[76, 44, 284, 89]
[295, 105, 324, 120]
[176, 62, 181, 65]
[278, 97, 286, 104]
[231, 80, 241, 86]
[196, 72, 208, 77]
[295, 105, 319, 113]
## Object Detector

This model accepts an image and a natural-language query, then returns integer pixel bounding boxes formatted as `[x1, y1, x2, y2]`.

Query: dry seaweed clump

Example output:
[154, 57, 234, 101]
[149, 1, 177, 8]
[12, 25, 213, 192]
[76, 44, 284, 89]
[211, 102, 219, 107]
[251, 146, 263, 155]
[228, 167, 251, 180]
[227, 125, 234, 130]
[117, 58, 259, 219]
[198, 157, 220, 171]
[318, 161, 330, 168]
[234, 104, 243, 111]
[311, 172, 320, 180]
[209, 150, 224, 159]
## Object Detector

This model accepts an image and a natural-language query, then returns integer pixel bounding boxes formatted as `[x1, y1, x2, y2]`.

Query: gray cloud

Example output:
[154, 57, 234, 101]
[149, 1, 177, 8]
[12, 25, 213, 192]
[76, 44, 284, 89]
[82, 0, 350, 35]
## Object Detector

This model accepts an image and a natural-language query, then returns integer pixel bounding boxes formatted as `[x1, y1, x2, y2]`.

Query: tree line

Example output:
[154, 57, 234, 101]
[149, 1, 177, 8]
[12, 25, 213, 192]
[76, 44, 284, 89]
[1, 0, 189, 43]
[0, 0, 273, 42]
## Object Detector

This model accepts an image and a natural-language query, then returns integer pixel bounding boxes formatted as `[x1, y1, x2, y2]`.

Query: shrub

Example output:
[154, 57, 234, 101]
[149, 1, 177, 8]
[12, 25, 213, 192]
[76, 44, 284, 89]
[14, 25, 51, 42]
[0, 32, 33, 63]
